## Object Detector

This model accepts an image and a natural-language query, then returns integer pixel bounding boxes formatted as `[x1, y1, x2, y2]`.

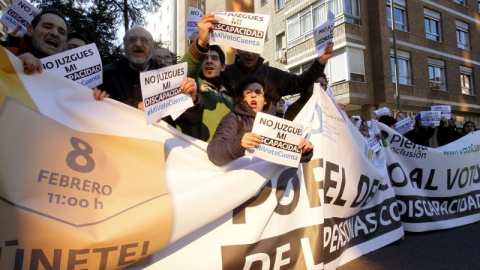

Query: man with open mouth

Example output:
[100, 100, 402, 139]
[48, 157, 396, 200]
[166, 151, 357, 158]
[6, 9, 68, 75]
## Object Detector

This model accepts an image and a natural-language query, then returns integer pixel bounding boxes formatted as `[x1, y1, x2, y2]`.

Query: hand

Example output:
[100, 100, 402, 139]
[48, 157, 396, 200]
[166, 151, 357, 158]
[319, 42, 334, 65]
[180, 77, 197, 101]
[298, 138, 313, 154]
[11, 25, 24, 38]
[19, 53, 42, 75]
[92, 87, 110, 100]
[137, 101, 145, 111]
[197, 14, 218, 47]
[241, 133, 262, 149]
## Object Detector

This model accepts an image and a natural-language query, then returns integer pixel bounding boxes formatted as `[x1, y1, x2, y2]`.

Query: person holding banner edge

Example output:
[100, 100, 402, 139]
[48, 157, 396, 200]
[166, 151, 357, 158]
[6, 9, 68, 75]
[95, 26, 204, 128]
[207, 76, 313, 166]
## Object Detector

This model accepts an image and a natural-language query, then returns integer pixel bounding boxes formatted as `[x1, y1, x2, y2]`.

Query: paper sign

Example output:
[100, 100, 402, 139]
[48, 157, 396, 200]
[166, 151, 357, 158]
[140, 62, 193, 124]
[186, 7, 203, 38]
[395, 117, 414, 135]
[420, 111, 441, 126]
[374, 107, 390, 117]
[313, 11, 335, 57]
[250, 112, 303, 167]
[431, 105, 451, 120]
[0, 0, 40, 36]
[365, 135, 381, 153]
[40, 43, 103, 88]
[211, 12, 270, 54]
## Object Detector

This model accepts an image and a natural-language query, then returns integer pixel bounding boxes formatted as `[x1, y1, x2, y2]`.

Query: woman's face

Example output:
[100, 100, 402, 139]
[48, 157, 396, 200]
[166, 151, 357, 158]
[464, 123, 475, 133]
[243, 82, 266, 113]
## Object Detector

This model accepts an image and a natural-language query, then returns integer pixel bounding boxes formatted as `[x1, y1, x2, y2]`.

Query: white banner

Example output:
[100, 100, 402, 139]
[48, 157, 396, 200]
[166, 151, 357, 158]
[0, 0, 39, 35]
[431, 105, 451, 120]
[41, 43, 103, 88]
[2, 48, 480, 269]
[211, 12, 269, 54]
[420, 111, 441, 126]
[395, 117, 414, 135]
[186, 7, 203, 38]
[140, 62, 192, 124]
[379, 126, 480, 232]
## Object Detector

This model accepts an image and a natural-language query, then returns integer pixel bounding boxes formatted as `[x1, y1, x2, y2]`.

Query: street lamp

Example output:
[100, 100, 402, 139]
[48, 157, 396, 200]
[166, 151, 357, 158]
[390, 0, 401, 111]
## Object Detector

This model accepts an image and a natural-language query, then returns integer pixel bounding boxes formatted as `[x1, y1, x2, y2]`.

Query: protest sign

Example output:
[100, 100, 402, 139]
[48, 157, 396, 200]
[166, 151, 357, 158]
[395, 116, 414, 135]
[365, 135, 381, 153]
[186, 7, 203, 38]
[40, 43, 102, 88]
[374, 107, 390, 117]
[431, 105, 451, 120]
[140, 62, 192, 124]
[0, 0, 40, 36]
[250, 112, 303, 167]
[420, 111, 441, 126]
[313, 11, 335, 57]
[211, 12, 269, 54]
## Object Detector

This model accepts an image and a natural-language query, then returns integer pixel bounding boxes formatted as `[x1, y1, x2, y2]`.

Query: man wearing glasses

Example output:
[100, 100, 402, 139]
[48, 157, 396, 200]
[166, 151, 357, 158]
[153, 46, 176, 67]
[97, 26, 203, 127]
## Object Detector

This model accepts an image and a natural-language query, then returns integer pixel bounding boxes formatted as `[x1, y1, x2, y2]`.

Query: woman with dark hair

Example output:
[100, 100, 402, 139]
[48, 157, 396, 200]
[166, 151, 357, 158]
[461, 121, 476, 136]
[207, 76, 313, 166]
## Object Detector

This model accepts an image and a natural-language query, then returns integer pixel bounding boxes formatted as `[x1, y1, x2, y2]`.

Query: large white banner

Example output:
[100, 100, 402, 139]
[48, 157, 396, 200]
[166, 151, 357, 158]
[1, 47, 479, 269]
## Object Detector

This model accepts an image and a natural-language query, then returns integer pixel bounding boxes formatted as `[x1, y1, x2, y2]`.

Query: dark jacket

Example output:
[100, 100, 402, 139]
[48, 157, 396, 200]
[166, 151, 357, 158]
[437, 122, 461, 147]
[207, 102, 312, 166]
[100, 57, 203, 127]
[222, 56, 326, 100]
[6, 35, 49, 58]
[404, 121, 435, 147]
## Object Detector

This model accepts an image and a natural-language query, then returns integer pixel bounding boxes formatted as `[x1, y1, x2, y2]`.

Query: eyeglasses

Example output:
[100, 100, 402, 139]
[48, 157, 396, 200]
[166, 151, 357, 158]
[154, 55, 173, 63]
[243, 89, 264, 97]
[126, 36, 151, 45]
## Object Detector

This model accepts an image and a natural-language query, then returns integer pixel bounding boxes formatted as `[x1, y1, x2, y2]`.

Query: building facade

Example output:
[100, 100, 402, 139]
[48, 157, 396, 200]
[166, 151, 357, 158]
[256, 0, 480, 126]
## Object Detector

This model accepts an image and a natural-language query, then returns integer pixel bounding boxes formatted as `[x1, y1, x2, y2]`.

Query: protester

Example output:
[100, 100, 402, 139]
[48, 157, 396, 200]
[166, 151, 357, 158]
[359, 118, 370, 137]
[275, 99, 286, 118]
[378, 115, 397, 130]
[179, 14, 233, 141]
[96, 26, 203, 127]
[153, 46, 176, 66]
[222, 42, 333, 101]
[460, 121, 476, 136]
[437, 116, 461, 146]
[65, 32, 89, 50]
[207, 76, 313, 166]
[284, 73, 328, 121]
[404, 114, 435, 147]
[6, 9, 68, 74]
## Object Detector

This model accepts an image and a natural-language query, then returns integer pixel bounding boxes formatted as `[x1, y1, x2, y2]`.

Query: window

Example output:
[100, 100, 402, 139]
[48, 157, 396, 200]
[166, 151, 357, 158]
[460, 66, 475, 95]
[386, 0, 408, 31]
[324, 47, 365, 84]
[391, 49, 412, 85]
[454, 0, 467, 6]
[456, 20, 470, 50]
[424, 9, 442, 41]
[344, 0, 361, 25]
[276, 33, 285, 50]
[478, 0, 480, 12]
[261, 0, 267, 5]
[428, 58, 446, 90]
[277, 0, 285, 10]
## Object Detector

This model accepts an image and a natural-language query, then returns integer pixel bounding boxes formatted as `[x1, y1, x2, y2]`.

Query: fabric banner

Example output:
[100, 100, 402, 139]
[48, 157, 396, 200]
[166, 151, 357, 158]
[379, 126, 480, 232]
[0, 47, 478, 269]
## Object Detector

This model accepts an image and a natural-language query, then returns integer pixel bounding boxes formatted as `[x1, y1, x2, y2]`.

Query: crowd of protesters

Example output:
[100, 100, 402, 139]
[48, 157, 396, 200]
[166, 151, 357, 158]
[2, 8, 475, 169]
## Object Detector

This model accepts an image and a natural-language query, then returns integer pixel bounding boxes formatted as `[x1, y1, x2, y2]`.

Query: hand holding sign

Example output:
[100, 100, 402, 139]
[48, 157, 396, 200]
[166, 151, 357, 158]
[197, 14, 218, 48]
[241, 133, 262, 149]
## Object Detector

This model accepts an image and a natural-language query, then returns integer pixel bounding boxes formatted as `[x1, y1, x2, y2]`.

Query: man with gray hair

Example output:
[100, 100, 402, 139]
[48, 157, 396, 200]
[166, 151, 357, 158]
[97, 26, 203, 126]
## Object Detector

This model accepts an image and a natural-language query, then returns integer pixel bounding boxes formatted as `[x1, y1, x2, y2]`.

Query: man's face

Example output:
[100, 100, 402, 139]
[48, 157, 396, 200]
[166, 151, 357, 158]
[124, 28, 153, 70]
[237, 50, 259, 71]
[202, 50, 225, 79]
[153, 48, 173, 66]
[28, 13, 67, 56]
[65, 37, 86, 51]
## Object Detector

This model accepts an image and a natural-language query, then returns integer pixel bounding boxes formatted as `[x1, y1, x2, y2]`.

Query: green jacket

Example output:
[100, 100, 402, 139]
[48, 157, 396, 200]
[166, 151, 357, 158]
[180, 41, 233, 142]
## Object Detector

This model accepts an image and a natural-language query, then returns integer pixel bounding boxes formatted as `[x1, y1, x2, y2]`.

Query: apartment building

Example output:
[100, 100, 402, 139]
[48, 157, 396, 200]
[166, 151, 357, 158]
[256, 0, 480, 126]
